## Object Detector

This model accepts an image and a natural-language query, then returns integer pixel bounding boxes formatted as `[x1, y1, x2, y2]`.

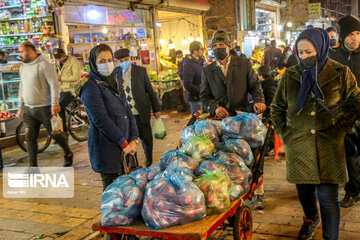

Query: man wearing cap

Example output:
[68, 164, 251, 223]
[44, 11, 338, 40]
[114, 48, 160, 167]
[329, 15, 360, 208]
[54, 48, 81, 134]
[200, 29, 266, 118]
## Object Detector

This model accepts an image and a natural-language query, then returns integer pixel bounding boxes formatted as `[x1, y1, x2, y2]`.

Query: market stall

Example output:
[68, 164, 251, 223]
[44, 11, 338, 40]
[62, 4, 156, 71]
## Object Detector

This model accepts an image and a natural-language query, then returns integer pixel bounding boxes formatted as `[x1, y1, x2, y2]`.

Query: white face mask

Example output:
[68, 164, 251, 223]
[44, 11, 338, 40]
[97, 62, 115, 76]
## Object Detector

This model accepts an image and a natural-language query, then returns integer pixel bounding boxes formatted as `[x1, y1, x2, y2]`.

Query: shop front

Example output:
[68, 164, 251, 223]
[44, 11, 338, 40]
[242, 0, 281, 58]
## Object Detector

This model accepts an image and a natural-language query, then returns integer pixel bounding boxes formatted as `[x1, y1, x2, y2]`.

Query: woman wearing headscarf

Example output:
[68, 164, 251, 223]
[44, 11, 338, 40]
[271, 28, 360, 240]
[79, 44, 139, 191]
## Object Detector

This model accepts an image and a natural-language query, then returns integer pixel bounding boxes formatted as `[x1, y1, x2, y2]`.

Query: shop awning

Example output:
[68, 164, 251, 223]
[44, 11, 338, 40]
[65, 0, 210, 13]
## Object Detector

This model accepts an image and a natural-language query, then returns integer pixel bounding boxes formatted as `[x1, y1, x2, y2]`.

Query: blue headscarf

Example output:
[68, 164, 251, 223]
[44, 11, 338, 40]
[295, 28, 330, 114]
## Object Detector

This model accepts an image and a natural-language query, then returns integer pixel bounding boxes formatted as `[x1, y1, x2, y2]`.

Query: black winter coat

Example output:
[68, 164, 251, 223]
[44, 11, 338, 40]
[329, 44, 360, 85]
[200, 56, 265, 116]
[260, 76, 278, 118]
[183, 55, 203, 102]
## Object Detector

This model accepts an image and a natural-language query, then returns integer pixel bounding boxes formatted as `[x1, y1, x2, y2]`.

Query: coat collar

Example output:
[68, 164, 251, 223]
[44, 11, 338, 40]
[287, 58, 342, 87]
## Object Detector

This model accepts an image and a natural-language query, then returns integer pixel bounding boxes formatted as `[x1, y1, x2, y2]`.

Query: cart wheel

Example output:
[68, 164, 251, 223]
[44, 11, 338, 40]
[233, 206, 252, 240]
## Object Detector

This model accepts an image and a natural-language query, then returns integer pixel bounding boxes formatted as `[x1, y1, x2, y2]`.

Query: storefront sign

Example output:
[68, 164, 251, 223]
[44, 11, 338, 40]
[290, 0, 309, 23]
[309, 3, 321, 19]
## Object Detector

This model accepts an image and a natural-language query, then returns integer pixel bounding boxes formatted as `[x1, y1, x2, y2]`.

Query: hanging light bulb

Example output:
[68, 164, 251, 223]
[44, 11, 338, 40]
[159, 39, 165, 44]
[102, 27, 108, 34]
[196, 35, 202, 42]
[182, 38, 188, 45]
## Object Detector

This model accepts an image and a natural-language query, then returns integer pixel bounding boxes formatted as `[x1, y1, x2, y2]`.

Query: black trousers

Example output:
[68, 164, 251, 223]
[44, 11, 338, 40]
[134, 115, 153, 167]
[344, 155, 360, 197]
[23, 106, 72, 167]
[59, 91, 75, 132]
[100, 173, 121, 191]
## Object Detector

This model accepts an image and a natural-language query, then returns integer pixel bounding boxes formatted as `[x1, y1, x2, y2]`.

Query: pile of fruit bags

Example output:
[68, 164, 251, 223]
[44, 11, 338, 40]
[100, 113, 267, 230]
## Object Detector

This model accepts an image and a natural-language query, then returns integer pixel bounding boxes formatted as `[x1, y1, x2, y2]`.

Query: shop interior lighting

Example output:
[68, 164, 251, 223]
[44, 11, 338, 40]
[277, 24, 283, 31]
[87, 9, 100, 20]
[196, 36, 202, 42]
[102, 27, 108, 34]
[182, 38, 188, 45]
[156, 23, 162, 27]
[159, 39, 165, 44]
[188, 33, 194, 42]
[287, 22, 293, 27]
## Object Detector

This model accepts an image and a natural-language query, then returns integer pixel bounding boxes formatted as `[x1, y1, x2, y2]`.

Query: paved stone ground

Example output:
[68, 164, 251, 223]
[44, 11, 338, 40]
[0, 111, 359, 240]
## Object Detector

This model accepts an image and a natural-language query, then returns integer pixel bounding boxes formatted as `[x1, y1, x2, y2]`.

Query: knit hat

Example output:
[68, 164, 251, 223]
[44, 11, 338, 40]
[114, 48, 130, 60]
[339, 15, 360, 40]
[211, 30, 231, 47]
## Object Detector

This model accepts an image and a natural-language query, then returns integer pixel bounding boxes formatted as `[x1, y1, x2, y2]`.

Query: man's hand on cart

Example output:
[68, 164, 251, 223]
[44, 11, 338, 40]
[17, 109, 23, 119]
[215, 106, 229, 119]
[253, 103, 266, 114]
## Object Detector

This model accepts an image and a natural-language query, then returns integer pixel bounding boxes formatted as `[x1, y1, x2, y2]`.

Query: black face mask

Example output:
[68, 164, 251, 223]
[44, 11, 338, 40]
[330, 39, 338, 47]
[214, 48, 228, 60]
[301, 55, 318, 67]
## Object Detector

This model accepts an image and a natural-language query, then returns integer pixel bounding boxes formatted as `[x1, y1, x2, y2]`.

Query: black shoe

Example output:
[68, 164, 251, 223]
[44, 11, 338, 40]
[254, 195, 265, 210]
[297, 217, 320, 240]
[340, 194, 360, 208]
[63, 152, 73, 167]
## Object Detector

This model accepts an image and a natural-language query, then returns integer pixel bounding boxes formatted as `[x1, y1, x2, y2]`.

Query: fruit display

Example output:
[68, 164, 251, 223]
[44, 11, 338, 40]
[101, 170, 148, 227]
[194, 169, 231, 215]
[146, 162, 162, 181]
[0, 111, 16, 120]
[275, 68, 286, 81]
[213, 152, 252, 201]
[141, 174, 206, 230]
[160, 58, 178, 71]
[194, 121, 220, 143]
[221, 113, 267, 148]
[249, 49, 264, 64]
[159, 149, 199, 171]
[224, 139, 254, 169]
[181, 136, 215, 161]
[180, 125, 196, 146]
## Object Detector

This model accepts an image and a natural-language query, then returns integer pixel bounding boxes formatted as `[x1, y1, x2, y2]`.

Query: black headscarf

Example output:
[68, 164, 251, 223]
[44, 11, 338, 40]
[89, 44, 119, 94]
[295, 28, 330, 114]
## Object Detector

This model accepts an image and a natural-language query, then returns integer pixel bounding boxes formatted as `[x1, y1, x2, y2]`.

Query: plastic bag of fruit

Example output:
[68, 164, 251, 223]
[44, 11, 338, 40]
[141, 174, 206, 230]
[159, 150, 199, 171]
[194, 121, 220, 143]
[194, 168, 231, 215]
[181, 136, 215, 161]
[194, 160, 226, 176]
[146, 162, 162, 181]
[221, 113, 267, 148]
[101, 173, 147, 226]
[162, 160, 195, 182]
[213, 152, 252, 201]
[180, 125, 196, 145]
[224, 139, 254, 169]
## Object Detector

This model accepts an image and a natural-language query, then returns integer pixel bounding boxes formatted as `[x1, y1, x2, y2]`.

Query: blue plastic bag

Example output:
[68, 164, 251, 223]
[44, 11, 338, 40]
[101, 173, 147, 226]
[146, 162, 162, 182]
[194, 160, 226, 176]
[213, 152, 252, 201]
[180, 125, 196, 145]
[194, 121, 220, 143]
[141, 174, 206, 230]
[159, 150, 199, 171]
[221, 113, 267, 148]
[225, 139, 254, 169]
[162, 160, 195, 182]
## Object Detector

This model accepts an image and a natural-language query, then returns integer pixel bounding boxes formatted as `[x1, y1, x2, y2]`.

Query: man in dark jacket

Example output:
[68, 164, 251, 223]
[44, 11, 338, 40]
[264, 40, 282, 69]
[183, 41, 204, 115]
[200, 29, 265, 118]
[257, 66, 277, 118]
[114, 49, 161, 167]
[326, 27, 341, 50]
[329, 15, 360, 208]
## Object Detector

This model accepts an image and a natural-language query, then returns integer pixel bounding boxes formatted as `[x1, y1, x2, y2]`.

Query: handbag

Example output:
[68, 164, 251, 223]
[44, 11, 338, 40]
[121, 153, 141, 174]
